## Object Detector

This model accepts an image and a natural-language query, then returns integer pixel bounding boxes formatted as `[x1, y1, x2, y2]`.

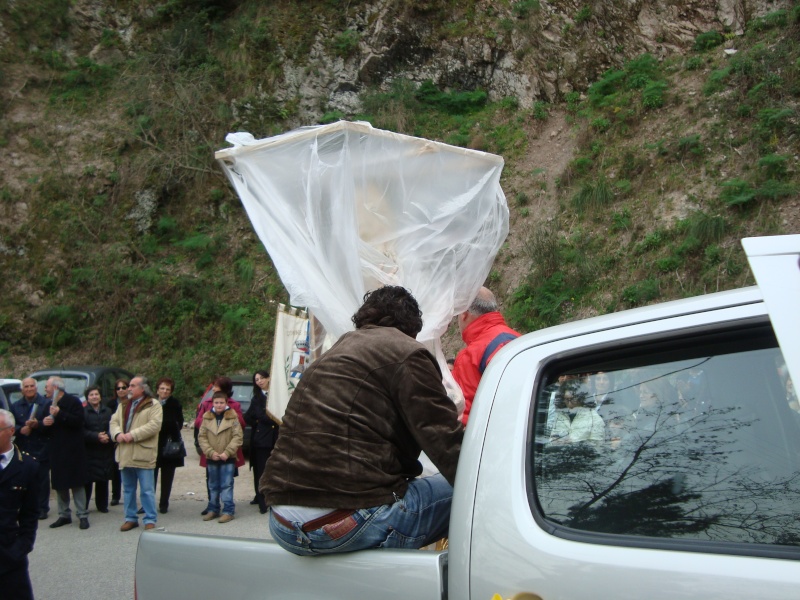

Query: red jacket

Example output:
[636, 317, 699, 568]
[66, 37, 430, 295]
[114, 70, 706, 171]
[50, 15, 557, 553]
[194, 396, 246, 467]
[452, 312, 520, 425]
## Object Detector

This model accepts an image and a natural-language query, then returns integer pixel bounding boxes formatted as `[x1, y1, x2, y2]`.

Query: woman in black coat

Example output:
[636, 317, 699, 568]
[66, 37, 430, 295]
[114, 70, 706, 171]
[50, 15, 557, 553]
[106, 378, 128, 506]
[244, 369, 279, 514]
[83, 385, 114, 512]
[154, 377, 184, 514]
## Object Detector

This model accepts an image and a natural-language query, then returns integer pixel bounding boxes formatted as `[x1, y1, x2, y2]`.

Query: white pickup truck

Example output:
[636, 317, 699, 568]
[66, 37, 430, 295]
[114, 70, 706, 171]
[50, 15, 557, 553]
[135, 235, 800, 600]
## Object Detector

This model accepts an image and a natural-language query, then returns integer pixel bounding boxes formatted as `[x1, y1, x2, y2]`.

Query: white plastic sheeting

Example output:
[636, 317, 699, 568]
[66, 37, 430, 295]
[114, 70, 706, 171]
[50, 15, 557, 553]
[216, 121, 509, 409]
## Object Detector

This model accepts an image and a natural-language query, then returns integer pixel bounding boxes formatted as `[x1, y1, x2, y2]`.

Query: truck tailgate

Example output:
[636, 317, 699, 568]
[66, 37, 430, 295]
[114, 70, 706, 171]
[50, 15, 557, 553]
[135, 531, 447, 600]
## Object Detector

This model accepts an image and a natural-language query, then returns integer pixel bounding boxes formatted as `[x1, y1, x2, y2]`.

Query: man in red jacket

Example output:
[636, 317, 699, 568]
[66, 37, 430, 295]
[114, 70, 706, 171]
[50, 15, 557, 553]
[452, 287, 521, 425]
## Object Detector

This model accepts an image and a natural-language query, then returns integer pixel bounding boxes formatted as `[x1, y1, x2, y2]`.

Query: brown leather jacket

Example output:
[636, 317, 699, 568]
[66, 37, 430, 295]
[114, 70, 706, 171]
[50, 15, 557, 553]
[261, 325, 464, 509]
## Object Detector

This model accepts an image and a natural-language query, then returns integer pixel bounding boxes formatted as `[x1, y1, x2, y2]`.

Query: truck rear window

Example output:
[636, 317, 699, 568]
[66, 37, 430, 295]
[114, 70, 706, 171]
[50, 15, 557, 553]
[532, 324, 800, 553]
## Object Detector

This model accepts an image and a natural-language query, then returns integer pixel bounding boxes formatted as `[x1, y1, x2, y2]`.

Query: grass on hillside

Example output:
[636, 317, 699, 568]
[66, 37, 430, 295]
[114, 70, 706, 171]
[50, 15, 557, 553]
[0, 0, 798, 397]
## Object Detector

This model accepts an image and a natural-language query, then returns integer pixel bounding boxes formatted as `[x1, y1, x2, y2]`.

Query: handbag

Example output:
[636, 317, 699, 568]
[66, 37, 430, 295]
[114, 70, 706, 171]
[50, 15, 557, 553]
[162, 436, 187, 459]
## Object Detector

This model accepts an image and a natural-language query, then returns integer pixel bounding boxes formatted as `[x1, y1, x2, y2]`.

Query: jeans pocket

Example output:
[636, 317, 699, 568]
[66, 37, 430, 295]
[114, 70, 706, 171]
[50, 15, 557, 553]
[379, 528, 426, 549]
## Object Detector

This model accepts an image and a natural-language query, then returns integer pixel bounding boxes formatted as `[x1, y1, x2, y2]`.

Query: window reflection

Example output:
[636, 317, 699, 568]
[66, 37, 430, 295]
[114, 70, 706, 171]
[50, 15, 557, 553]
[534, 343, 800, 547]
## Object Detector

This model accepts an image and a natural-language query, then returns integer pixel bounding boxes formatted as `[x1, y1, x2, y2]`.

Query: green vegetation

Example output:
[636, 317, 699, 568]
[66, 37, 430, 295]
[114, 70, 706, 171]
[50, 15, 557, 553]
[572, 178, 613, 213]
[575, 6, 592, 25]
[514, 0, 541, 18]
[0, 0, 797, 400]
[693, 31, 724, 51]
[330, 29, 360, 58]
[506, 7, 797, 326]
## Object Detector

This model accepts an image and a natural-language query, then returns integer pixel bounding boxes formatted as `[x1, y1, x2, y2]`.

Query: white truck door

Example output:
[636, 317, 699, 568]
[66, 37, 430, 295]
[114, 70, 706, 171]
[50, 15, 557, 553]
[742, 234, 800, 392]
[468, 298, 800, 600]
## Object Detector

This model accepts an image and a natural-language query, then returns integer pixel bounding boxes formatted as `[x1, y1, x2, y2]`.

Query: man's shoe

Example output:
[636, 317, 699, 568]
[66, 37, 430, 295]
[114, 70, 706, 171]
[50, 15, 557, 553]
[136, 507, 145, 515]
[110, 498, 120, 506]
[98, 507, 109, 513]
[144, 523, 156, 530]
[249, 497, 259, 505]
[218, 514, 234, 524]
[79, 518, 90, 530]
[38, 512, 49, 520]
[202, 512, 218, 521]
[159, 505, 168, 514]
[259, 506, 268, 515]
[120, 521, 139, 532]
[49, 517, 72, 528]
[201, 508, 209, 516]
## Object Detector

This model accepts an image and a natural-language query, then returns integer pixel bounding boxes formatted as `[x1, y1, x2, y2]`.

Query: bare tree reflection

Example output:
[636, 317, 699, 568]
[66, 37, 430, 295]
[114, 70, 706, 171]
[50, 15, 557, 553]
[538, 399, 800, 545]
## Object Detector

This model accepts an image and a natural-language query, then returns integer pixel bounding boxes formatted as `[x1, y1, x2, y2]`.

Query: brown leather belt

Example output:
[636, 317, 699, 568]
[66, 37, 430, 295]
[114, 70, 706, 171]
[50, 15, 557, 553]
[272, 509, 356, 533]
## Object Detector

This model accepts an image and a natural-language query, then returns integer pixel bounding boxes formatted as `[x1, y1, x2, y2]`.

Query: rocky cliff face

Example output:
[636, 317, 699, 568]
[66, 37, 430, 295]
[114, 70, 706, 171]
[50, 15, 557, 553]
[19, 0, 786, 124]
[269, 0, 786, 121]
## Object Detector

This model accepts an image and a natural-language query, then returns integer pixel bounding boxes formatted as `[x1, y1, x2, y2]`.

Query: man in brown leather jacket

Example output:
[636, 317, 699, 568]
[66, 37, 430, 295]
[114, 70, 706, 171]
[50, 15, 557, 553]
[262, 286, 464, 555]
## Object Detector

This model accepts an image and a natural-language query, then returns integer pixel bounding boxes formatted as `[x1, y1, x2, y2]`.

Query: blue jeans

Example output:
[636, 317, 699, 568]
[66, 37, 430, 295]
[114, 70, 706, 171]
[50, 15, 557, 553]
[121, 467, 157, 525]
[207, 461, 236, 515]
[269, 474, 453, 556]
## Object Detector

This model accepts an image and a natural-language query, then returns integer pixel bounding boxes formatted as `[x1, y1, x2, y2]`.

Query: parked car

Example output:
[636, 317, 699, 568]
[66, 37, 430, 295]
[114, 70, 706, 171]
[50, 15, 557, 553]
[0, 378, 22, 409]
[27, 366, 134, 404]
[194, 375, 254, 454]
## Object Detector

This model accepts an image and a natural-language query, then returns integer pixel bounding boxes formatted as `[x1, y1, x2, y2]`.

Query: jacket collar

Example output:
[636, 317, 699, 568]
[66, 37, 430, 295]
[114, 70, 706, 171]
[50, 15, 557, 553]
[23, 393, 48, 406]
[0, 444, 25, 482]
[204, 407, 235, 420]
[132, 396, 154, 415]
[462, 311, 509, 344]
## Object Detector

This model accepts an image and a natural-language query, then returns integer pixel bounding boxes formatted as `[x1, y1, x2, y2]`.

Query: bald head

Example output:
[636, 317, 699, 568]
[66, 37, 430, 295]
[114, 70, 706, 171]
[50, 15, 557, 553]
[0, 409, 14, 453]
[45, 376, 65, 401]
[469, 287, 498, 315]
[458, 287, 499, 333]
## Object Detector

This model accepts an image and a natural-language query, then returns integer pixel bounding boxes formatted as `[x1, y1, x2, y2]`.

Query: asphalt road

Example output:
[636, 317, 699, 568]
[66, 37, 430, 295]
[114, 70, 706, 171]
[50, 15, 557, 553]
[28, 428, 273, 600]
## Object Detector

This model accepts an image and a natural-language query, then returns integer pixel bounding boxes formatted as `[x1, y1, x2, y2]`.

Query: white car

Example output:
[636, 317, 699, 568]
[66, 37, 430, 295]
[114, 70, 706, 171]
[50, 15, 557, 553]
[0, 378, 22, 410]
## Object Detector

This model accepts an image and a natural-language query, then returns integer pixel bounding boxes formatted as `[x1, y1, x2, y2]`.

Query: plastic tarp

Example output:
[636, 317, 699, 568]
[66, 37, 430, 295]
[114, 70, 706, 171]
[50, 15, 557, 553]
[216, 121, 509, 412]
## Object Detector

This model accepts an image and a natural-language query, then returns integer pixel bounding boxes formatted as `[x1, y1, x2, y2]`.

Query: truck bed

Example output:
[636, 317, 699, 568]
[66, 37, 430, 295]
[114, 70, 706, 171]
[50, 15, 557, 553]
[135, 531, 447, 600]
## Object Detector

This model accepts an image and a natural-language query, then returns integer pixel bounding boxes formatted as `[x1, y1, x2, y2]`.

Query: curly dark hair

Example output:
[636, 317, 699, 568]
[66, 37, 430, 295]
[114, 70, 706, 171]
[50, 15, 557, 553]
[351, 286, 423, 338]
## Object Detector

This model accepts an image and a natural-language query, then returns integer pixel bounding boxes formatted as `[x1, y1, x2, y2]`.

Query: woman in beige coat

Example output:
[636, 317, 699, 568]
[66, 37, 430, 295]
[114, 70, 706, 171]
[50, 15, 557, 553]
[198, 392, 243, 523]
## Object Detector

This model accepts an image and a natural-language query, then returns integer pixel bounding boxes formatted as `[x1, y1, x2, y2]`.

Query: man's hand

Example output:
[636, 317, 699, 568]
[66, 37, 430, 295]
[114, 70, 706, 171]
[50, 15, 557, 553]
[211, 452, 221, 461]
[98, 432, 110, 444]
[219, 452, 229, 461]
[43, 415, 54, 426]
[117, 433, 134, 443]
[20, 425, 31, 435]
[25, 418, 38, 429]
[49, 405, 60, 416]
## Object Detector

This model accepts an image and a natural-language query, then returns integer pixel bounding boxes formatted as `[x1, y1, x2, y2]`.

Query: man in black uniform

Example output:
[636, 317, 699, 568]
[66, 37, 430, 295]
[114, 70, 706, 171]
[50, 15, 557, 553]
[11, 378, 52, 520]
[0, 408, 41, 600]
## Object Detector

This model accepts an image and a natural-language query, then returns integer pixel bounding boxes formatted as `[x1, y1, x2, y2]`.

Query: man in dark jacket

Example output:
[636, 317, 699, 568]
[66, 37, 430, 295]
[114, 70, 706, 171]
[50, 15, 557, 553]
[0, 408, 40, 600]
[42, 376, 90, 530]
[262, 286, 464, 556]
[11, 378, 52, 519]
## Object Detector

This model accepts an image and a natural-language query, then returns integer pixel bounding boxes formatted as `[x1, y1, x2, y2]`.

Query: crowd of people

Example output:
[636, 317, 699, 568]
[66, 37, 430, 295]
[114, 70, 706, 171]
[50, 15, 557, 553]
[3, 283, 520, 596]
[9, 372, 281, 528]
[3, 370, 280, 599]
